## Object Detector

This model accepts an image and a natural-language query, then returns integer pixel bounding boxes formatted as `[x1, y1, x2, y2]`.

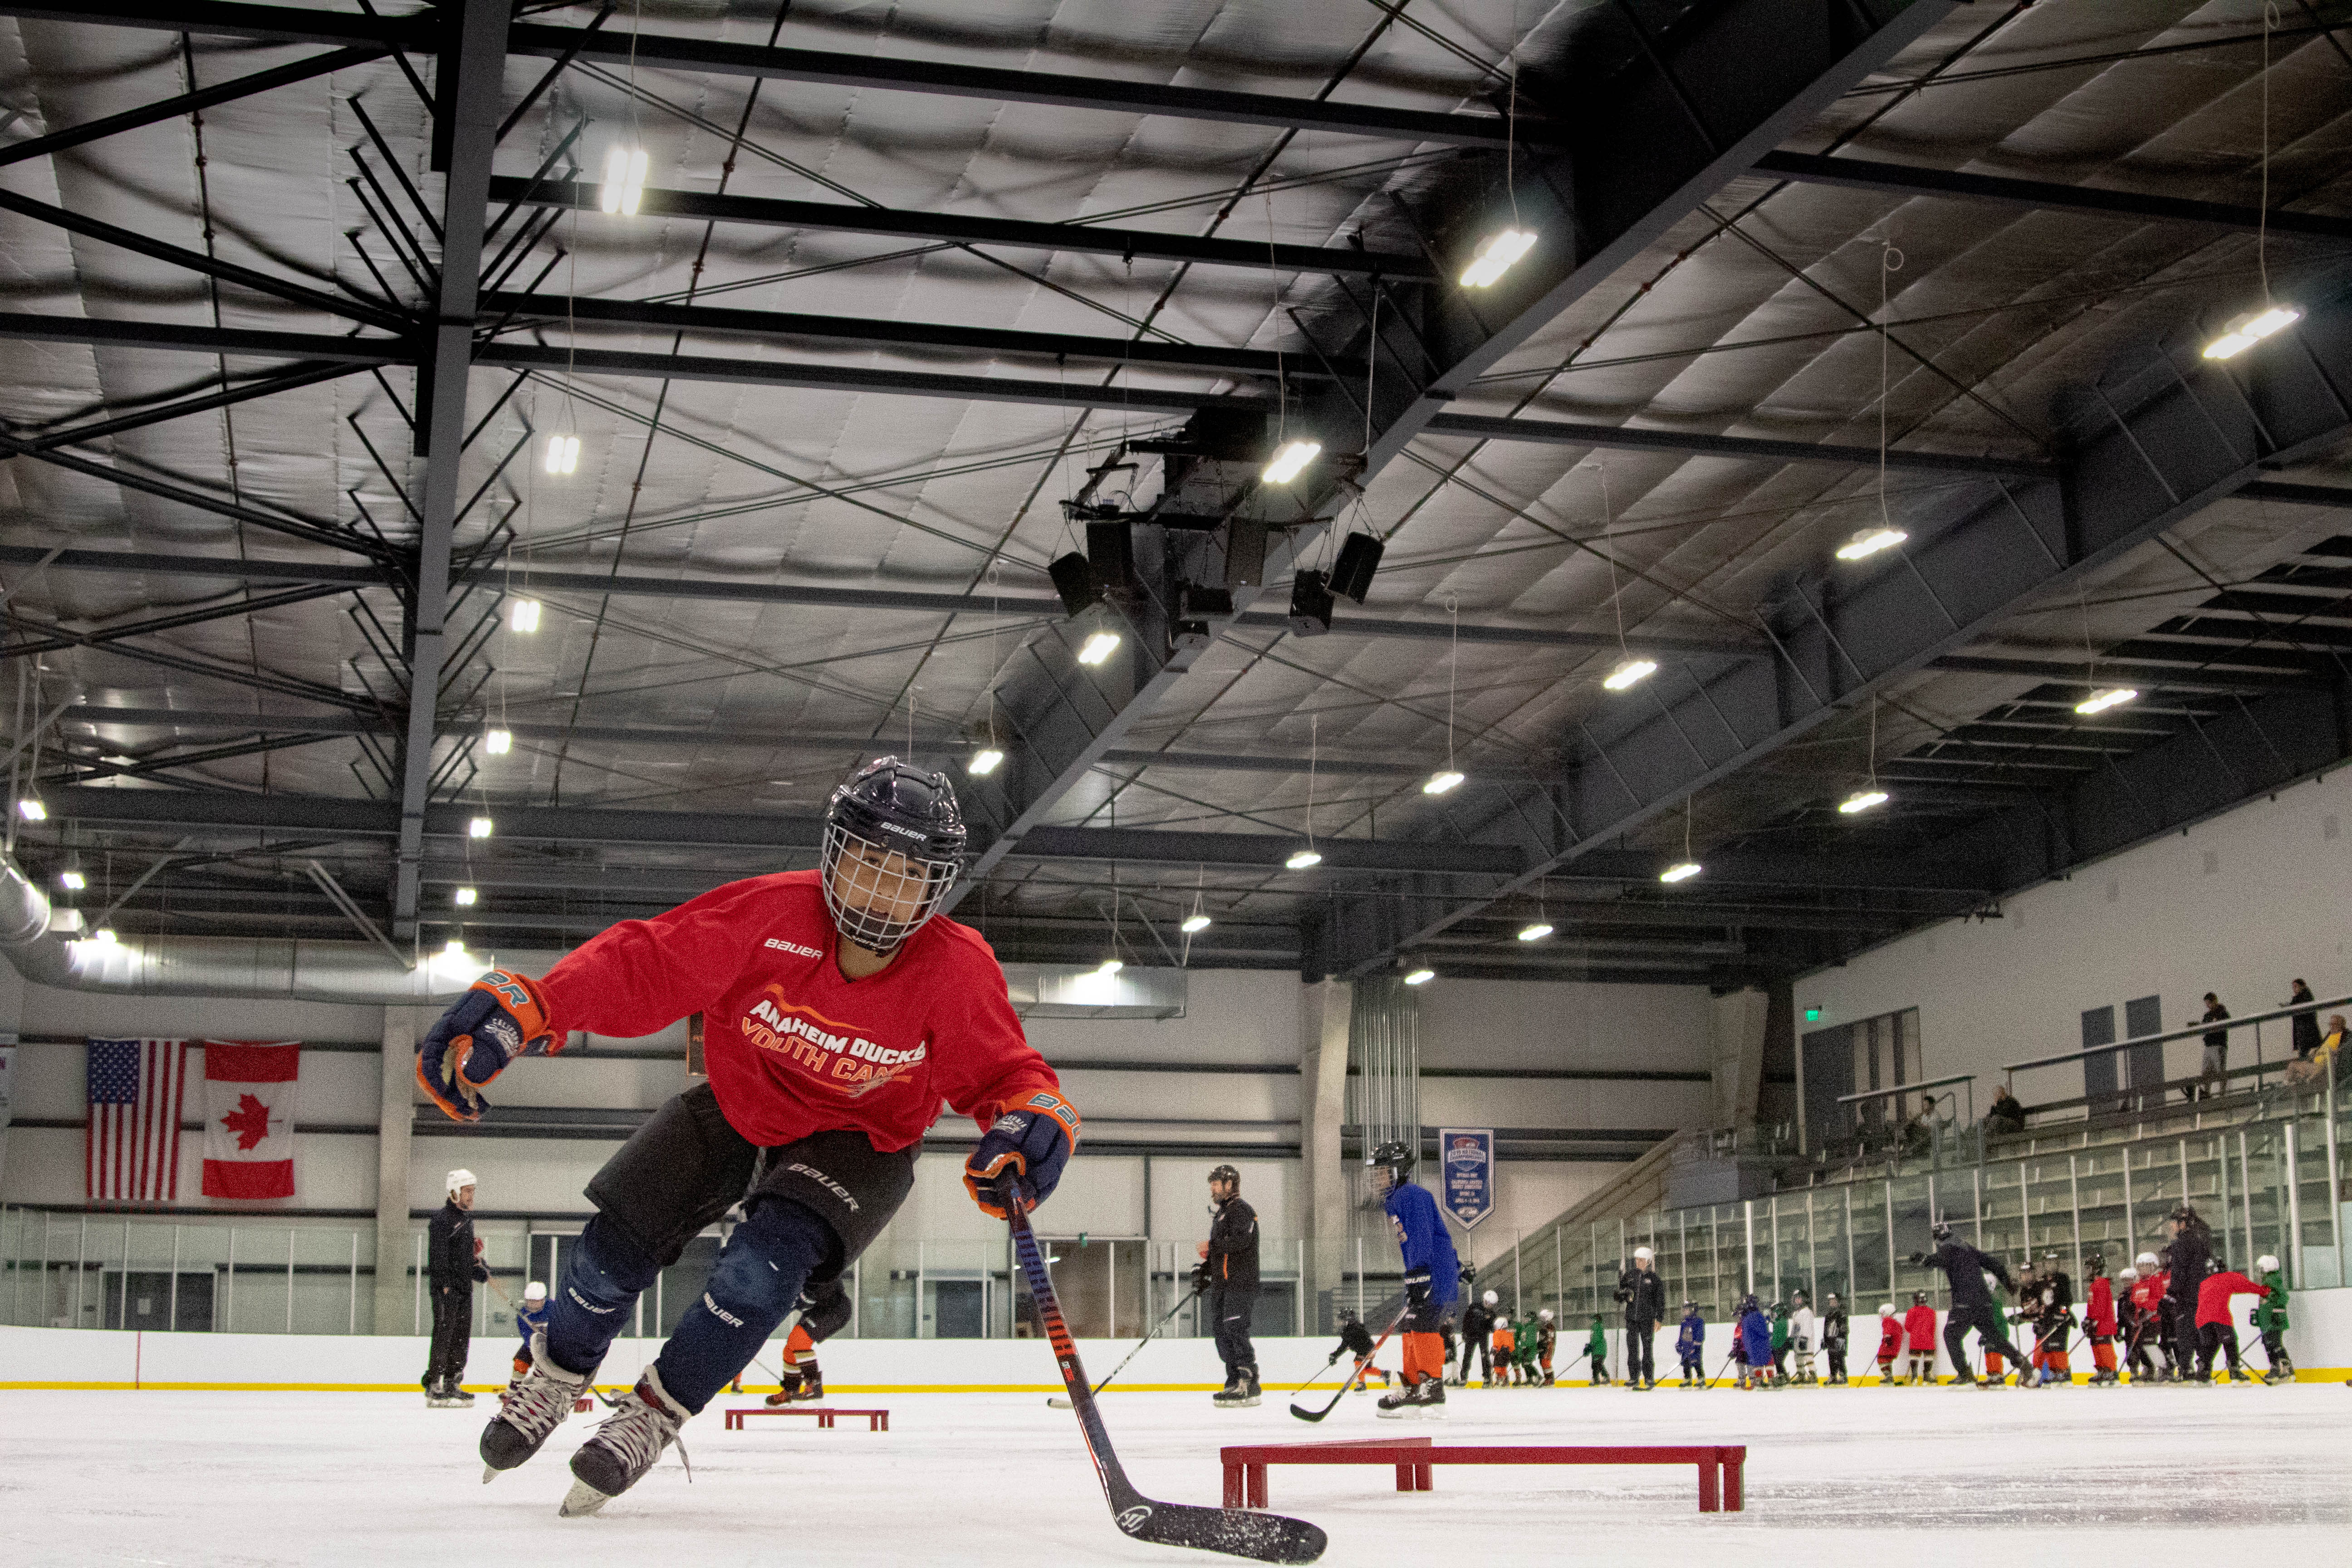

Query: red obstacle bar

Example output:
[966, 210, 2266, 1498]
[724, 1406, 889, 1432]
[1220, 1442, 1744, 1514]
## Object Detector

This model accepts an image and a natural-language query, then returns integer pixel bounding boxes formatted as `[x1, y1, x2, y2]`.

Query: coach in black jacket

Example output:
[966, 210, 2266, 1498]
[425, 1167, 491, 1406]
[1195, 1165, 1260, 1406]
[1614, 1247, 1667, 1388]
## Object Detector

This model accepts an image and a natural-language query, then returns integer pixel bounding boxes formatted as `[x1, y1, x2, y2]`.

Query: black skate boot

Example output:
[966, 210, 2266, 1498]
[1414, 1375, 1448, 1419]
[2264, 1361, 2296, 1384]
[1376, 1378, 1417, 1419]
[562, 1368, 689, 1517]
[1949, 1369, 1977, 1387]
[481, 1332, 590, 1480]
[1212, 1368, 1260, 1408]
[765, 1363, 823, 1405]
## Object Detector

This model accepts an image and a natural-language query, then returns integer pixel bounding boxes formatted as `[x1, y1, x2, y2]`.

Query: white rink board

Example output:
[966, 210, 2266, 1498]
[0, 1381, 2345, 1567]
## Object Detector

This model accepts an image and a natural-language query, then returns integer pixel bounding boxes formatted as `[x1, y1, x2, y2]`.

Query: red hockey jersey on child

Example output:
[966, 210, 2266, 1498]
[2086, 1276, 2117, 1336]
[1876, 1316, 1903, 1359]
[1903, 1302, 1937, 1351]
[2129, 1272, 2168, 1318]
[2194, 1269, 2274, 1329]
[536, 869, 1060, 1150]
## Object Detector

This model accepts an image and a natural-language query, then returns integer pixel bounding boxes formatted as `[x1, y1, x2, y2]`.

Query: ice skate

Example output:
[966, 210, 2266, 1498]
[764, 1366, 822, 1405]
[1412, 1376, 1448, 1418]
[1949, 1369, 1977, 1387]
[1375, 1379, 1421, 1419]
[480, 1332, 589, 1480]
[2264, 1363, 2296, 1384]
[2227, 1368, 2254, 1384]
[561, 1369, 688, 1517]
[1211, 1368, 1261, 1408]
[425, 1379, 469, 1410]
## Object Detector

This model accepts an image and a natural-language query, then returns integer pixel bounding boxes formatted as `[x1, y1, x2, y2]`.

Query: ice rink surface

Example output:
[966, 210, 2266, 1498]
[3, 1381, 2345, 1566]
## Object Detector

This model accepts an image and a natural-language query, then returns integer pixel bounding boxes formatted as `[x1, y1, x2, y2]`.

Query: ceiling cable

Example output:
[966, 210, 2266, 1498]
[2260, 1, 2277, 306]
[1445, 593, 1459, 775]
[1878, 238, 1904, 535]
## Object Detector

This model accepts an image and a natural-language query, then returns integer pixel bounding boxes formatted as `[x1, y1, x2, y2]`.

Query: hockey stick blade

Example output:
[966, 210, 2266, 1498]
[1009, 1201, 1326, 1564]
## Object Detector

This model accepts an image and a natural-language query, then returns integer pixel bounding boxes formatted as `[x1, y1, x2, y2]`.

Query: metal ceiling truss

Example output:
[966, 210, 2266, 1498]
[1313, 298, 2352, 978]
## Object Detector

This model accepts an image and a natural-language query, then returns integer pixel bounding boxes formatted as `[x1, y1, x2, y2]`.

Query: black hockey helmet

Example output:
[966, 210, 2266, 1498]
[1460, 1263, 1478, 1284]
[1682, 1298, 1697, 1311]
[821, 756, 966, 954]
[1207, 1164, 1240, 1189]
[1911, 1289, 1927, 1303]
[1931, 1220, 1953, 1243]
[2085, 1252, 2105, 1275]
[1369, 1140, 1415, 1185]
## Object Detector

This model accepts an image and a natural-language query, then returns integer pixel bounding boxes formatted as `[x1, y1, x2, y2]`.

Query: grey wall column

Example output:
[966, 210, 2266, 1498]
[1299, 979, 1352, 1329]
[372, 1007, 420, 1334]
[1711, 989, 1769, 1130]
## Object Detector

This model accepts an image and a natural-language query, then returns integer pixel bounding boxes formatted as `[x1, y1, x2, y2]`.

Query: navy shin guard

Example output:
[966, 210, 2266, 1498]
[651, 1199, 834, 1415]
[544, 1215, 662, 1378]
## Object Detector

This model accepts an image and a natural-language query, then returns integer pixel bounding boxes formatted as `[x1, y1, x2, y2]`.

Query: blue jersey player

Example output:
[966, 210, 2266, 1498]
[1371, 1139, 1458, 1418]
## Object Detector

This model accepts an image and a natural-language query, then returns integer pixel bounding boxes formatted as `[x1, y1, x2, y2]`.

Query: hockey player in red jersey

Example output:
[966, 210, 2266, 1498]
[1902, 1292, 1939, 1383]
[419, 759, 1079, 1517]
[2084, 1254, 2120, 1386]
[2193, 1262, 2278, 1383]
[1874, 1303, 1903, 1385]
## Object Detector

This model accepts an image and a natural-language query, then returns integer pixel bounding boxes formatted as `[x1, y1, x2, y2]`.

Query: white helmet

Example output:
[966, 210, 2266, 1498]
[2118, 1268, 2138, 1281]
[523, 1280, 548, 1303]
[1633, 1246, 1654, 1262]
[2257, 1255, 2279, 1274]
[2135, 1251, 2159, 1269]
[1539, 1308, 1553, 1322]
[1878, 1303, 1895, 1316]
[1483, 1290, 1499, 1307]
[446, 1168, 476, 1195]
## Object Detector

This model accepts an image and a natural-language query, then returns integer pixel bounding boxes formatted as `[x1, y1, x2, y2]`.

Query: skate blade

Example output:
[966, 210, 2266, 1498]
[1047, 1396, 1073, 1409]
[559, 1479, 615, 1519]
[483, 1465, 500, 1484]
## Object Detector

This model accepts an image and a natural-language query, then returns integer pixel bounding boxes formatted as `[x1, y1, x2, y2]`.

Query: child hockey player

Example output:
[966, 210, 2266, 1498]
[2084, 1254, 2119, 1385]
[2027, 1250, 2075, 1385]
[1535, 1308, 1557, 1386]
[2253, 1256, 2293, 1382]
[2116, 1267, 2146, 1380]
[1735, 1295, 1772, 1390]
[1903, 1291, 1939, 1384]
[1676, 1299, 1705, 1387]
[2193, 1259, 2272, 1383]
[1586, 1313, 1610, 1387]
[507, 1281, 550, 1398]
[1821, 1292, 1849, 1385]
[764, 1277, 849, 1405]
[1768, 1301, 1792, 1386]
[1491, 1315, 1517, 1386]
[1460, 1289, 1499, 1387]
[1788, 1290, 1819, 1386]
[1875, 1303, 1903, 1385]
[1513, 1311, 1542, 1387]
[1372, 1139, 1458, 1417]
[433, 758, 1079, 1518]
[2128, 1253, 2171, 1382]
[1332, 1308, 1391, 1392]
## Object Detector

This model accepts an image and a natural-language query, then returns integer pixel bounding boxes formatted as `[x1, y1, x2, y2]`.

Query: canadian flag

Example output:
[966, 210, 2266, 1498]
[201, 1041, 300, 1200]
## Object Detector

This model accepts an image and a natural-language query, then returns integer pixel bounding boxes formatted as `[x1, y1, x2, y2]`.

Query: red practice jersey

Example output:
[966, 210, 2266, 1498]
[2130, 1273, 2169, 1319]
[2086, 1276, 2117, 1335]
[1903, 1303, 1937, 1350]
[537, 870, 1060, 1150]
[2194, 1270, 2273, 1328]
[1876, 1318, 1903, 1358]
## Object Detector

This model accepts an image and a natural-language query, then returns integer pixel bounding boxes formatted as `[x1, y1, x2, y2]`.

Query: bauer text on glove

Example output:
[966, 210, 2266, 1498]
[416, 969, 557, 1122]
[963, 1091, 1080, 1216]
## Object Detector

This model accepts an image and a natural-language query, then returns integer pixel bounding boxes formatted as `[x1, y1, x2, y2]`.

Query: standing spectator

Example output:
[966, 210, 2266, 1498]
[1194, 1164, 1260, 1408]
[1874, 1303, 1902, 1386]
[1902, 1290, 1939, 1384]
[2253, 1254, 2293, 1383]
[1614, 1245, 1666, 1391]
[426, 1168, 490, 1408]
[1984, 1083, 2027, 1136]
[2192, 994, 2231, 1102]
[1676, 1299, 1706, 1387]
[1821, 1292, 1850, 1385]
[2288, 979, 2321, 1061]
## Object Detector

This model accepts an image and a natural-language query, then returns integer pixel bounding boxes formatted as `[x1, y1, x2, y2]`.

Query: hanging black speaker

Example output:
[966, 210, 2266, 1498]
[1329, 531, 1384, 604]
[1288, 569, 1335, 636]
[1049, 551, 1100, 617]
[1085, 518, 1134, 596]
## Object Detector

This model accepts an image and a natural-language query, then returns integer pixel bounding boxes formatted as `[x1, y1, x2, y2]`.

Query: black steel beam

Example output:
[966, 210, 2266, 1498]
[480, 289, 1358, 382]
[0, 2, 433, 47]
[1422, 410, 2053, 478]
[484, 176, 1436, 281]
[0, 583, 353, 661]
[501, 23, 1553, 149]
[391, 0, 507, 942]
[0, 312, 414, 363]
[2240, 480, 2352, 508]
[0, 43, 390, 171]
[0, 440, 389, 562]
[1929, 653, 2321, 695]
[1316, 299, 2352, 976]
[1226, 608, 1758, 658]
[472, 340, 1264, 415]
[1754, 149, 2352, 243]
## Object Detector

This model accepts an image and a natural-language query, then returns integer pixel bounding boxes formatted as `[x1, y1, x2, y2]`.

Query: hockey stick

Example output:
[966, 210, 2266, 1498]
[1288, 1305, 1409, 1422]
[1048, 1286, 1200, 1409]
[1010, 1199, 1325, 1564]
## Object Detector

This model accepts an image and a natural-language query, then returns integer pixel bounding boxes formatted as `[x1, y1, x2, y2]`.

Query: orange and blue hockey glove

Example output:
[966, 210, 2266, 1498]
[416, 968, 557, 1122]
[964, 1091, 1081, 1217]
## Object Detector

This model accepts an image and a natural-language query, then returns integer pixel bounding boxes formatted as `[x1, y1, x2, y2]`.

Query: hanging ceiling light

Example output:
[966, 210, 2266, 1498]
[1422, 769, 1465, 796]
[93, 926, 117, 945]
[468, 816, 495, 839]
[968, 747, 1005, 776]
[1402, 967, 1436, 986]
[2075, 687, 2138, 716]
[1838, 788, 1890, 815]
[508, 598, 543, 635]
[600, 145, 650, 215]
[1836, 526, 1906, 561]
[1285, 848, 1323, 871]
[15, 798, 44, 823]
[58, 869, 84, 891]
[1181, 911, 1212, 934]
[453, 887, 478, 907]
[1076, 630, 1121, 666]
[1603, 658, 1657, 692]
[484, 728, 512, 756]
[1460, 227, 1537, 288]
[1096, 956, 1124, 977]
[444, 938, 467, 957]
[543, 433, 580, 475]
[2203, 305, 2301, 360]
[1261, 439, 1322, 485]
[1516, 921, 1553, 942]
[1660, 861, 1702, 883]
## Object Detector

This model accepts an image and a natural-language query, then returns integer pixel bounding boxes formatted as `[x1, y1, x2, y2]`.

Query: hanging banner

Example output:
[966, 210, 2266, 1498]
[201, 1040, 301, 1199]
[1437, 1127, 1495, 1229]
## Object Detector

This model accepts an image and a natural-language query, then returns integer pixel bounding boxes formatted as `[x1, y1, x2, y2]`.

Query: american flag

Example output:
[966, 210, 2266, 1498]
[86, 1038, 188, 1203]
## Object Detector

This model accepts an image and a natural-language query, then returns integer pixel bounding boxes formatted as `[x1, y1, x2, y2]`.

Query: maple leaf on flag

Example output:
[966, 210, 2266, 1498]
[220, 1092, 274, 1152]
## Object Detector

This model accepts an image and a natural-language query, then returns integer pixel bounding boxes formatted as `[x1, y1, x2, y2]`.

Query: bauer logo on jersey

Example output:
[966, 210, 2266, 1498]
[764, 936, 823, 959]
[741, 986, 926, 1097]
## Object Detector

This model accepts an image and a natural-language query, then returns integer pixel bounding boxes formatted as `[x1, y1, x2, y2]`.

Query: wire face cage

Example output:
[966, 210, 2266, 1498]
[819, 819, 960, 955]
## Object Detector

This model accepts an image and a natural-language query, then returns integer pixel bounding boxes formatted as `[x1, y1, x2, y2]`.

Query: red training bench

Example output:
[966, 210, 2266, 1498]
[1220, 1440, 1744, 1514]
[724, 1406, 889, 1431]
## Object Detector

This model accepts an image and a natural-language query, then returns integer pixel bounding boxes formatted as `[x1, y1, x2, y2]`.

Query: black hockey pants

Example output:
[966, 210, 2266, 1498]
[2198, 1322, 2243, 1375]
[1623, 1318, 1656, 1382]
[1212, 1285, 1258, 1382]
[426, 1283, 471, 1390]
[1942, 1301, 2027, 1373]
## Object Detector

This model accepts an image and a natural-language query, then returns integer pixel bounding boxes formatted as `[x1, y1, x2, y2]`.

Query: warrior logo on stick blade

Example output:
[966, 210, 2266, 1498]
[1008, 1200, 1326, 1564]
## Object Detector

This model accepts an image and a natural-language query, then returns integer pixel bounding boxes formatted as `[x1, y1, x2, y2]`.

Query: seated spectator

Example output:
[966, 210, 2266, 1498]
[1899, 1106, 1934, 1159]
[1985, 1083, 2027, 1135]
